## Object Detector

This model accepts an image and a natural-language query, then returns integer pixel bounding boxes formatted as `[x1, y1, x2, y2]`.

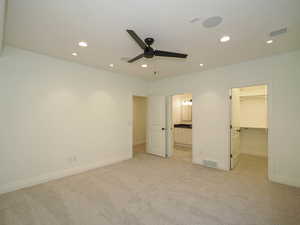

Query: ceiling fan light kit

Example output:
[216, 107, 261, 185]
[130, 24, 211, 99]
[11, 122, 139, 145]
[126, 29, 188, 63]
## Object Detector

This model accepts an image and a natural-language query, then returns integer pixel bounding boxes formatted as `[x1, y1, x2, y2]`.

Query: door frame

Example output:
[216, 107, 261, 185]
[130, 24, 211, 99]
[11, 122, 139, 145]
[228, 82, 271, 179]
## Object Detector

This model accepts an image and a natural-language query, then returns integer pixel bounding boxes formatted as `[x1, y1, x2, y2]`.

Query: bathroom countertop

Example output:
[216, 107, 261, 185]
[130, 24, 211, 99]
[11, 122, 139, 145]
[174, 124, 192, 129]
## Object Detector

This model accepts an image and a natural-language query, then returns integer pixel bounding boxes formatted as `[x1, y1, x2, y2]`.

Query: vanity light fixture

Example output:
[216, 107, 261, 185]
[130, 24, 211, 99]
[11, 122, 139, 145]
[182, 99, 192, 106]
[78, 41, 88, 47]
[220, 35, 230, 43]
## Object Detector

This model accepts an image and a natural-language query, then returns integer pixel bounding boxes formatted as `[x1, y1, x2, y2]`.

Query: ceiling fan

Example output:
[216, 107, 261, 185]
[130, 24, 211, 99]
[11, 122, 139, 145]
[126, 30, 188, 63]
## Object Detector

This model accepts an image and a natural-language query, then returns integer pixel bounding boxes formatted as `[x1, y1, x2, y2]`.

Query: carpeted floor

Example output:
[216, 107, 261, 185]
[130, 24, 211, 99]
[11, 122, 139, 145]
[1, 150, 300, 225]
[133, 144, 192, 163]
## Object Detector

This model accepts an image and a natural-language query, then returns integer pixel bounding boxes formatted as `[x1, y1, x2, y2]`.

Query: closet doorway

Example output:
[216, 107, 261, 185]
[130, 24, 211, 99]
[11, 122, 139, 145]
[132, 96, 148, 157]
[230, 85, 268, 176]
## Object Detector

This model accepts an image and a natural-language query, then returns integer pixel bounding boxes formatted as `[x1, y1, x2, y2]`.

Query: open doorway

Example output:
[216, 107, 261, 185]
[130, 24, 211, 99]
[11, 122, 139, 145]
[230, 85, 268, 177]
[170, 93, 193, 162]
[132, 96, 148, 157]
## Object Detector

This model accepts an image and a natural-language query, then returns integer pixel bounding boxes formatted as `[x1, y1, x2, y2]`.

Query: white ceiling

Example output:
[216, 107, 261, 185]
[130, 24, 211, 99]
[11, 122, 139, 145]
[4, 0, 300, 80]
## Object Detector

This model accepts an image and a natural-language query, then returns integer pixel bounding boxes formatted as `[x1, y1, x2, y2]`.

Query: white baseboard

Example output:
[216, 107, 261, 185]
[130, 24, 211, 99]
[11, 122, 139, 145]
[270, 174, 300, 188]
[0, 154, 131, 195]
[174, 143, 192, 148]
[133, 141, 146, 146]
[241, 152, 267, 158]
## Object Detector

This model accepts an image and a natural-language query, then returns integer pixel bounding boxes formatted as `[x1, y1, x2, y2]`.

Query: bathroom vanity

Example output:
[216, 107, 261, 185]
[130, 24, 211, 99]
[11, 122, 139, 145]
[174, 124, 192, 147]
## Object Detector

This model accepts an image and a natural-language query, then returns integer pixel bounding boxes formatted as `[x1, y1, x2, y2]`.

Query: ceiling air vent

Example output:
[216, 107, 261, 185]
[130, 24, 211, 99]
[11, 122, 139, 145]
[202, 16, 223, 28]
[189, 17, 200, 23]
[270, 27, 287, 37]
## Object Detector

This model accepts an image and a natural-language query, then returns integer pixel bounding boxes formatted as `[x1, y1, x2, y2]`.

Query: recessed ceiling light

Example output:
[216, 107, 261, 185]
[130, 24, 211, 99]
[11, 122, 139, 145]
[266, 40, 273, 44]
[109, 64, 114, 68]
[72, 52, 78, 56]
[78, 41, 88, 47]
[200, 63, 204, 67]
[220, 36, 230, 43]
[141, 64, 148, 68]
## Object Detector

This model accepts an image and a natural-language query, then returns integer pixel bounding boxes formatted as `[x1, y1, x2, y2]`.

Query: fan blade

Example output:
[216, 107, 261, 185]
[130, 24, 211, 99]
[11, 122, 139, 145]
[126, 30, 147, 50]
[154, 50, 188, 58]
[128, 53, 144, 63]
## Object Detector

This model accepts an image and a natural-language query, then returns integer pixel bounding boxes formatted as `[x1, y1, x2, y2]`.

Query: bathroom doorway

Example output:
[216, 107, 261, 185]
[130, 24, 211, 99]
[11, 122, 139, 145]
[170, 93, 193, 163]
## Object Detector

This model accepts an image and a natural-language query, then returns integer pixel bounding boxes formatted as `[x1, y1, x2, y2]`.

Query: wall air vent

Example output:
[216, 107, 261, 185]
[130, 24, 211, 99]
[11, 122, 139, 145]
[203, 160, 218, 168]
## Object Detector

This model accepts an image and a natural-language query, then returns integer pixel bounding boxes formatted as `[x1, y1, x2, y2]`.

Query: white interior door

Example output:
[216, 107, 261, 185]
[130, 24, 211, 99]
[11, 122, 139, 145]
[230, 88, 241, 169]
[147, 96, 166, 157]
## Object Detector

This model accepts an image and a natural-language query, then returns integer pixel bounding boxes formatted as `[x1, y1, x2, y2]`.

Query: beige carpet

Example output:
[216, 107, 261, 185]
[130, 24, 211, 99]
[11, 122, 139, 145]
[133, 144, 192, 163]
[1, 151, 300, 225]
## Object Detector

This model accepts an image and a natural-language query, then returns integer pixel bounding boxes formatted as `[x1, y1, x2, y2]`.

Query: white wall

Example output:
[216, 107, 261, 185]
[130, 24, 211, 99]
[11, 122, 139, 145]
[150, 50, 300, 187]
[231, 88, 240, 128]
[172, 93, 192, 125]
[0, 46, 148, 194]
[240, 96, 267, 128]
[0, 0, 6, 53]
[172, 95, 182, 124]
[1, 46, 299, 192]
[133, 96, 147, 146]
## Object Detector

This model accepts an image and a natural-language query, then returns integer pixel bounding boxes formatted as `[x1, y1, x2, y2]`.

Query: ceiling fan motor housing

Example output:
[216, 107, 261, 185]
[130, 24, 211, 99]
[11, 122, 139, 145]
[144, 47, 154, 58]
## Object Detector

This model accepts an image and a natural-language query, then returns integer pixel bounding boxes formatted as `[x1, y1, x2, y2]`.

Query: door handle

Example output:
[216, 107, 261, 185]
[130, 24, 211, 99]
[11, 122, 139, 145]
[161, 128, 165, 131]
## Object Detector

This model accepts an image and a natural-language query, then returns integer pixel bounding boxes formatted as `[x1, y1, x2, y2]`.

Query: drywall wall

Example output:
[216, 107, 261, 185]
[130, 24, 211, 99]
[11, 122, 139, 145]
[172, 94, 192, 125]
[0, 46, 148, 194]
[0, 0, 5, 53]
[240, 96, 267, 128]
[133, 96, 147, 145]
[231, 88, 240, 128]
[150, 50, 300, 187]
[172, 95, 182, 124]
[240, 128, 268, 157]
[239, 85, 267, 97]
